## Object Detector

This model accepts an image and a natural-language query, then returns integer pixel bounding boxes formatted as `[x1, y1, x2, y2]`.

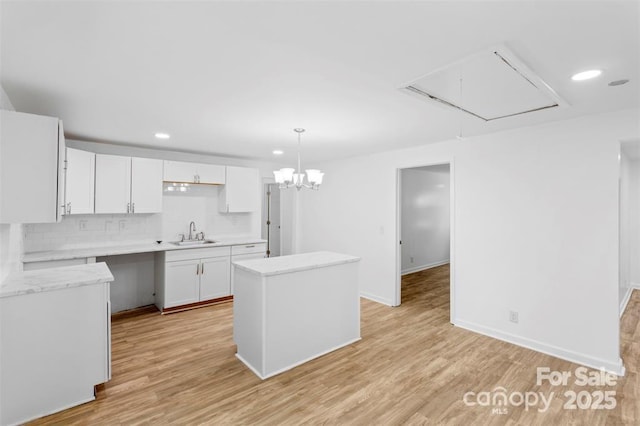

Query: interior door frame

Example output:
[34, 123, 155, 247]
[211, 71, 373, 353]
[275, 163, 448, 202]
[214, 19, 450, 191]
[395, 159, 456, 324]
[261, 177, 280, 257]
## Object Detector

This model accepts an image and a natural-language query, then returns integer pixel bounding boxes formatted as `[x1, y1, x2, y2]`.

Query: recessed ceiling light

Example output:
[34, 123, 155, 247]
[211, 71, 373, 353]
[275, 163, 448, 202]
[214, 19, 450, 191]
[609, 79, 630, 87]
[155, 132, 170, 139]
[272, 150, 284, 155]
[571, 70, 602, 81]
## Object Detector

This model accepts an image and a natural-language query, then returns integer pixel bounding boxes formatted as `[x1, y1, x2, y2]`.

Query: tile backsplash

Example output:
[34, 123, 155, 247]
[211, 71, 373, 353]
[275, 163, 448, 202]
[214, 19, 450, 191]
[23, 214, 163, 252]
[24, 184, 259, 252]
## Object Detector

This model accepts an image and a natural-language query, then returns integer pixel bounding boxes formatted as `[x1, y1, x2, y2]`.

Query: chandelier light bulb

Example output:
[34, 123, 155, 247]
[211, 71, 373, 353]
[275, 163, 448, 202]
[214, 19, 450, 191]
[272, 129, 324, 191]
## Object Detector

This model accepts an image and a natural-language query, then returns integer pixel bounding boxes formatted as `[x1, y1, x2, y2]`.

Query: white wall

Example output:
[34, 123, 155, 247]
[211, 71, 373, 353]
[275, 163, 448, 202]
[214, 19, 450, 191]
[297, 108, 639, 374]
[401, 165, 450, 274]
[97, 252, 155, 313]
[0, 224, 22, 282]
[162, 183, 255, 242]
[0, 85, 14, 111]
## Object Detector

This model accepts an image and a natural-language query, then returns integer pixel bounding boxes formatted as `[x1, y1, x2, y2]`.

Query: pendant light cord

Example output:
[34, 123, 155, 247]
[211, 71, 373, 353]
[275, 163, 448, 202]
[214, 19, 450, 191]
[297, 130, 302, 178]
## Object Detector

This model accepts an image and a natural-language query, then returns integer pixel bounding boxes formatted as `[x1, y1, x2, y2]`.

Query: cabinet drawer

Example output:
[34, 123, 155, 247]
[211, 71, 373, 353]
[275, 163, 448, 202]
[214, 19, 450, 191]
[231, 243, 266, 256]
[165, 246, 231, 262]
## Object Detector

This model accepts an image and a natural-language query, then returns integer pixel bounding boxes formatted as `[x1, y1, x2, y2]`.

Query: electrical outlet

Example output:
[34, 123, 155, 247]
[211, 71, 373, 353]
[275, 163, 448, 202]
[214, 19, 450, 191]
[119, 220, 127, 231]
[509, 311, 519, 324]
[78, 220, 88, 231]
[410, 256, 414, 264]
[105, 220, 113, 231]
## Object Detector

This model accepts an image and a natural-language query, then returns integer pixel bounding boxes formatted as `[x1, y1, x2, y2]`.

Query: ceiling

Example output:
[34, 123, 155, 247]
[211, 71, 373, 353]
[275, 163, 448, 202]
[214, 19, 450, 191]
[1, 1, 638, 164]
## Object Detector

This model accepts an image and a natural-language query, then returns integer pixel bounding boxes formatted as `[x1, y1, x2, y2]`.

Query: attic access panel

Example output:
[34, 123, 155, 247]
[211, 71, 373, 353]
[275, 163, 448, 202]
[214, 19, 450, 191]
[402, 47, 567, 121]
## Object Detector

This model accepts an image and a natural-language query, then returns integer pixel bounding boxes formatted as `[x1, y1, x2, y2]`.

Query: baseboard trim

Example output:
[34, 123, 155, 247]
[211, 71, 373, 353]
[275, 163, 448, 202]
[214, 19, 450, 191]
[454, 319, 625, 376]
[160, 296, 233, 314]
[236, 336, 362, 380]
[620, 287, 633, 317]
[360, 292, 393, 306]
[632, 282, 640, 290]
[401, 260, 450, 276]
[12, 395, 95, 426]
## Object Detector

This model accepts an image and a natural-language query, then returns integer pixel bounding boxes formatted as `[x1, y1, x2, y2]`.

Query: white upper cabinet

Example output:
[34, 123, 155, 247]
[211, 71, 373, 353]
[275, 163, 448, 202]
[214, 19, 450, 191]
[95, 154, 131, 214]
[163, 160, 225, 185]
[197, 164, 225, 184]
[95, 155, 163, 214]
[219, 166, 259, 213]
[0, 110, 65, 223]
[131, 157, 163, 213]
[64, 148, 95, 215]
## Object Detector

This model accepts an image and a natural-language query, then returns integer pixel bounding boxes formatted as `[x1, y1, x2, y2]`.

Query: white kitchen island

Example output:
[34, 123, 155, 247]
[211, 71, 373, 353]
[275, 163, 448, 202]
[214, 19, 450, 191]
[232, 251, 361, 379]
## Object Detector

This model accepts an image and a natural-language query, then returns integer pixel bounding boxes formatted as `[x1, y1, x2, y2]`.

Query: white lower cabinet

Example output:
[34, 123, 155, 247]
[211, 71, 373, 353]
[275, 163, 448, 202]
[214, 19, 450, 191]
[164, 259, 201, 307]
[200, 256, 231, 300]
[155, 246, 231, 312]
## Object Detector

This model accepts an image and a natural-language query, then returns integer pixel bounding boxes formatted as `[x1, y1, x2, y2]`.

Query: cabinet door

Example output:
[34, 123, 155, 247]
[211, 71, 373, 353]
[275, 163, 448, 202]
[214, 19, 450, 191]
[165, 259, 200, 308]
[95, 155, 131, 214]
[219, 166, 259, 213]
[65, 148, 95, 215]
[163, 160, 197, 183]
[199, 256, 231, 300]
[196, 164, 225, 184]
[0, 110, 61, 223]
[131, 157, 163, 213]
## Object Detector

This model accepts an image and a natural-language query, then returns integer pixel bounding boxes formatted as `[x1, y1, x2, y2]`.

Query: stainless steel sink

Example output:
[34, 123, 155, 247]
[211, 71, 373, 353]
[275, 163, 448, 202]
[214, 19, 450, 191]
[171, 239, 217, 246]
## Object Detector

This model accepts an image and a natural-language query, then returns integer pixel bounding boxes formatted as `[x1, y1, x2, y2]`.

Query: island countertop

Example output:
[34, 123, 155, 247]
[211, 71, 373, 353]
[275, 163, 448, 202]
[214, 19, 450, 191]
[232, 251, 360, 277]
[0, 262, 114, 298]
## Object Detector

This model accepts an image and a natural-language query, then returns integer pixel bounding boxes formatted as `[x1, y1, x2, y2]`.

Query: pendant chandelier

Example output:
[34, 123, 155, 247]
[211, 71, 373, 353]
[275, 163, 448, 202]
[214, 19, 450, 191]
[273, 128, 324, 190]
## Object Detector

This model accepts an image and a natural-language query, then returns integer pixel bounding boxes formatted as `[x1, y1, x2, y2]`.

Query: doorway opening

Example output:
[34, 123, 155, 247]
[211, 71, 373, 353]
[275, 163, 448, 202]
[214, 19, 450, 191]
[619, 140, 640, 368]
[262, 181, 281, 257]
[396, 163, 454, 322]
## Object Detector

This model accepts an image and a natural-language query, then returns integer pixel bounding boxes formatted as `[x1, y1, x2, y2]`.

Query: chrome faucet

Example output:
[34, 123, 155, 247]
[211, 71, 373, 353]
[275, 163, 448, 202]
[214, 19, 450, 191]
[188, 221, 196, 240]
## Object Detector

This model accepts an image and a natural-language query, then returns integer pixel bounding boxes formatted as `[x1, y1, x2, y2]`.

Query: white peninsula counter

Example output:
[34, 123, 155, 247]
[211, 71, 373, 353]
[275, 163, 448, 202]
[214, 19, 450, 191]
[0, 263, 114, 426]
[233, 251, 361, 379]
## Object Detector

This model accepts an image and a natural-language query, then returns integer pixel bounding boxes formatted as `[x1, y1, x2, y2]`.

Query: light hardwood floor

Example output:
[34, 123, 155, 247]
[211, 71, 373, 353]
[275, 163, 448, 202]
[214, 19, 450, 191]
[31, 265, 639, 425]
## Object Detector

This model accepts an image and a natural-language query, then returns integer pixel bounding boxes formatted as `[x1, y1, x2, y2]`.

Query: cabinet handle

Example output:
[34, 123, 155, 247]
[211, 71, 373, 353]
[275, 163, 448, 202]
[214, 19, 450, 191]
[201, 263, 204, 274]
[196, 264, 200, 275]
[245, 245, 255, 248]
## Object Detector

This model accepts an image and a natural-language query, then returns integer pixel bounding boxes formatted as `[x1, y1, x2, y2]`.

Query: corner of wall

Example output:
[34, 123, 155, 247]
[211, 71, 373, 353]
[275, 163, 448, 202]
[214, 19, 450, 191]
[0, 84, 16, 111]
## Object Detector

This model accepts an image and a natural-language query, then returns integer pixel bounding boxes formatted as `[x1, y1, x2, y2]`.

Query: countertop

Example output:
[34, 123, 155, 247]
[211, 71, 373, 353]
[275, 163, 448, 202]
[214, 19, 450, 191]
[232, 251, 360, 277]
[22, 237, 267, 263]
[0, 262, 114, 298]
